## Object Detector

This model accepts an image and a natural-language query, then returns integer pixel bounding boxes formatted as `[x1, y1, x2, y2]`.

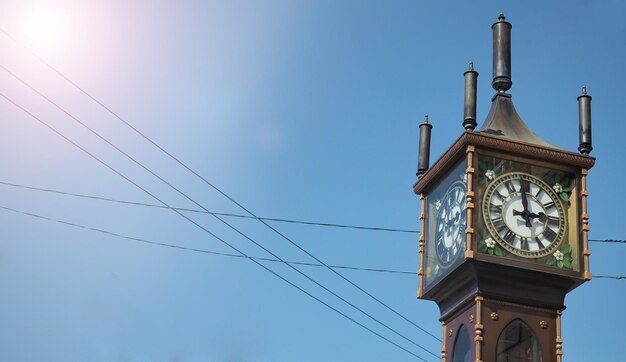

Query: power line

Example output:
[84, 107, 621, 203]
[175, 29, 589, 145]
[0, 89, 438, 359]
[4, 203, 623, 283]
[0, 93, 436, 361]
[0, 180, 419, 234]
[0, 58, 441, 345]
[589, 239, 626, 244]
[0, 203, 416, 275]
[5, 27, 621, 349]
[1, 180, 624, 246]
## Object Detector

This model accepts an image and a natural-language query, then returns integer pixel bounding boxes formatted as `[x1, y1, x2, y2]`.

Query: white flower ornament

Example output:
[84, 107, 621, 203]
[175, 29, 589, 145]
[553, 250, 564, 261]
[553, 182, 563, 193]
[486, 169, 495, 180]
[485, 237, 496, 249]
[435, 200, 442, 210]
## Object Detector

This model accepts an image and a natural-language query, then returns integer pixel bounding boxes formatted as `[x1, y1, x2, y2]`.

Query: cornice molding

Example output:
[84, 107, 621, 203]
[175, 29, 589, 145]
[413, 131, 596, 194]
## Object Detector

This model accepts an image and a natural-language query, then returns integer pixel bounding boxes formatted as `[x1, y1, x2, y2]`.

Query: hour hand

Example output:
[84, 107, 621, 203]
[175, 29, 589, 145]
[530, 212, 546, 223]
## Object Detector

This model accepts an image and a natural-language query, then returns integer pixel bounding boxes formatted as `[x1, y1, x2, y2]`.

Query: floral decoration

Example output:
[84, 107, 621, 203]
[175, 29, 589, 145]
[486, 169, 495, 180]
[478, 235, 505, 257]
[553, 182, 563, 194]
[546, 244, 575, 269]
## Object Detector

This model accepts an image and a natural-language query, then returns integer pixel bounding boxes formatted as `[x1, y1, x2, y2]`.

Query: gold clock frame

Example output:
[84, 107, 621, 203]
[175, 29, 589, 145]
[481, 171, 567, 259]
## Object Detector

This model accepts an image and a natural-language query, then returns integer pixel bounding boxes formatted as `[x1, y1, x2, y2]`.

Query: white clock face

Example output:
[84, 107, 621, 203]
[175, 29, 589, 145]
[435, 181, 467, 267]
[482, 172, 566, 258]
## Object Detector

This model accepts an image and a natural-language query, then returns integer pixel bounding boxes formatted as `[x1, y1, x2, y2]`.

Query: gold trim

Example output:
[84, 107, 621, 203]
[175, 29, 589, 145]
[442, 321, 447, 362]
[556, 310, 563, 362]
[580, 169, 592, 280]
[481, 172, 567, 258]
[466, 145, 476, 259]
[474, 296, 484, 362]
[418, 194, 426, 298]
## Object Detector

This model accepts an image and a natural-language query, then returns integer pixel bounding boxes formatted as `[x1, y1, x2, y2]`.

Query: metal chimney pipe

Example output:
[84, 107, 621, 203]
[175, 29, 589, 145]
[417, 115, 432, 178]
[463, 62, 478, 130]
[492, 13, 512, 92]
[578, 86, 593, 155]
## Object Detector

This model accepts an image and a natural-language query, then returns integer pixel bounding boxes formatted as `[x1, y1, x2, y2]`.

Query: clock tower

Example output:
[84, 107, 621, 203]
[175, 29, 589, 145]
[414, 14, 595, 362]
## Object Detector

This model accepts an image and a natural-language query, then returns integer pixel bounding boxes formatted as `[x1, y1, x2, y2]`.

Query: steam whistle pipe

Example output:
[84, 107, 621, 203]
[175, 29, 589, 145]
[417, 115, 432, 178]
[578, 86, 593, 155]
[463, 62, 478, 130]
[492, 13, 512, 92]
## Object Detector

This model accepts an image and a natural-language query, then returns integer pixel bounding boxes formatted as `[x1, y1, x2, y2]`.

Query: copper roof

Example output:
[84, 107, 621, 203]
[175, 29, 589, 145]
[479, 93, 558, 149]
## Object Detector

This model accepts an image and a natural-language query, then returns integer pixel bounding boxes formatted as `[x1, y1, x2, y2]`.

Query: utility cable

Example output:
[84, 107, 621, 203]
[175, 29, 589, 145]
[0, 203, 416, 275]
[0, 65, 438, 356]
[3, 203, 623, 283]
[1, 180, 623, 247]
[0, 59, 441, 344]
[0, 93, 436, 361]
[0, 180, 418, 234]
[588, 239, 626, 244]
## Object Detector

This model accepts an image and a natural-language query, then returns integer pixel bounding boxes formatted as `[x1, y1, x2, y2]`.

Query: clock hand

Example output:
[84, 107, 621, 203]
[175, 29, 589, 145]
[520, 180, 532, 227]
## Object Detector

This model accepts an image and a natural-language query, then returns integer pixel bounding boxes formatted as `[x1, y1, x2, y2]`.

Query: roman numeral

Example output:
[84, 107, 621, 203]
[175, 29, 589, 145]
[543, 227, 558, 241]
[535, 236, 546, 249]
[547, 215, 560, 227]
[493, 218, 507, 233]
[520, 179, 530, 193]
[505, 180, 517, 194]
[520, 237, 529, 251]
[535, 188, 543, 198]
[544, 201, 556, 210]
[490, 203, 502, 215]
[503, 229, 516, 244]
[455, 189, 464, 203]
[494, 190, 506, 202]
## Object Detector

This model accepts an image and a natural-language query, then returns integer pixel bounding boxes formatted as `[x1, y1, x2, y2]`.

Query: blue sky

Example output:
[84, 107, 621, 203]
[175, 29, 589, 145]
[0, 1, 624, 361]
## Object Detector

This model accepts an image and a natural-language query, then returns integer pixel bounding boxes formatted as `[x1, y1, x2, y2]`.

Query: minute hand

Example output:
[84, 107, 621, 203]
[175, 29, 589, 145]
[520, 180, 532, 227]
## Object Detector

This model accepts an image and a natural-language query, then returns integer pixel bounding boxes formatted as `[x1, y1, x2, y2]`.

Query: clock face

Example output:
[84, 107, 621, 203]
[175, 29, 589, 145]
[482, 172, 566, 258]
[435, 180, 467, 267]
[423, 159, 467, 289]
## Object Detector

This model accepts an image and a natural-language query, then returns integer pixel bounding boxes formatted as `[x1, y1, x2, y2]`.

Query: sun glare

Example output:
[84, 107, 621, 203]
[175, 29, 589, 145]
[16, 5, 70, 54]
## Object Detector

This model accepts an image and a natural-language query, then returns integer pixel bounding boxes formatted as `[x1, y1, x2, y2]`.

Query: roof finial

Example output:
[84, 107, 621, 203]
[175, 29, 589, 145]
[417, 115, 433, 178]
[463, 62, 479, 131]
[492, 12, 512, 92]
[578, 86, 593, 155]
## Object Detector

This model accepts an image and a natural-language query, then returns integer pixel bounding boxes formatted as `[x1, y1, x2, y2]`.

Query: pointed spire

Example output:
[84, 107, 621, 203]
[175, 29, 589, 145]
[492, 12, 512, 92]
[417, 115, 432, 178]
[463, 61, 479, 131]
[578, 86, 593, 155]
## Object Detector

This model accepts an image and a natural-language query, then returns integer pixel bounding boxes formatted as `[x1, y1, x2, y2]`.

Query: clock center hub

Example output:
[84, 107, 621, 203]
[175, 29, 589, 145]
[502, 193, 546, 238]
